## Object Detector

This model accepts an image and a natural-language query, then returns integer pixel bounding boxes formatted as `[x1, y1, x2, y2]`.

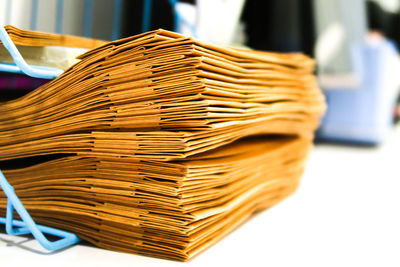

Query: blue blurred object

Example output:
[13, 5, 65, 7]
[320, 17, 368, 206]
[318, 37, 400, 145]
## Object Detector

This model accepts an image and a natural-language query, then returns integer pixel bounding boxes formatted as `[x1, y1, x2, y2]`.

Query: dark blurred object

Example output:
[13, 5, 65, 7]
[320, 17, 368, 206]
[0, 73, 49, 91]
[0, 73, 50, 101]
[122, 0, 173, 37]
[394, 92, 400, 124]
[367, 1, 392, 32]
[241, 0, 315, 55]
[122, 0, 194, 38]
[367, 0, 400, 48]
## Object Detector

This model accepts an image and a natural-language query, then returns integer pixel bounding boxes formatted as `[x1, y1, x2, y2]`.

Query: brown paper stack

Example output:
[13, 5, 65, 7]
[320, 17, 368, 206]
[1, 136, 310, 260]
[0, 27, 325, 261]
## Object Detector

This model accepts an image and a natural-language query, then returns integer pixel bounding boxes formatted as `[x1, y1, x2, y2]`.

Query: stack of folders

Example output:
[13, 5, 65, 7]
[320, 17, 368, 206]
[0, 26, 326, 261]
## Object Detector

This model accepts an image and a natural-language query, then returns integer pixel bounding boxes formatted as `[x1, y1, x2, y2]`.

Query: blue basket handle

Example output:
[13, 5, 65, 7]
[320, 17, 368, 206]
[0, 170, 81, 251]
[0, 26, 63, 79]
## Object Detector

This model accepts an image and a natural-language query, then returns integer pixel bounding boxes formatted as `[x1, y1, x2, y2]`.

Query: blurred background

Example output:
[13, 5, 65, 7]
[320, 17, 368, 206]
[0, 1, 399, 266]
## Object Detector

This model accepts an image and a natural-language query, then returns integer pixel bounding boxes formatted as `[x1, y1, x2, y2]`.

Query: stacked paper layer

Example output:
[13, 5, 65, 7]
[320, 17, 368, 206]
[0, 27, 325, 261]
[1, 137, 309, 260]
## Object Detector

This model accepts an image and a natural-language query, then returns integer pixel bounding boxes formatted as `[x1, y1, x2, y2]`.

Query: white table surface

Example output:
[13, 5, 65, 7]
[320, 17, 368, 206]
[1, 127, 399, 267]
